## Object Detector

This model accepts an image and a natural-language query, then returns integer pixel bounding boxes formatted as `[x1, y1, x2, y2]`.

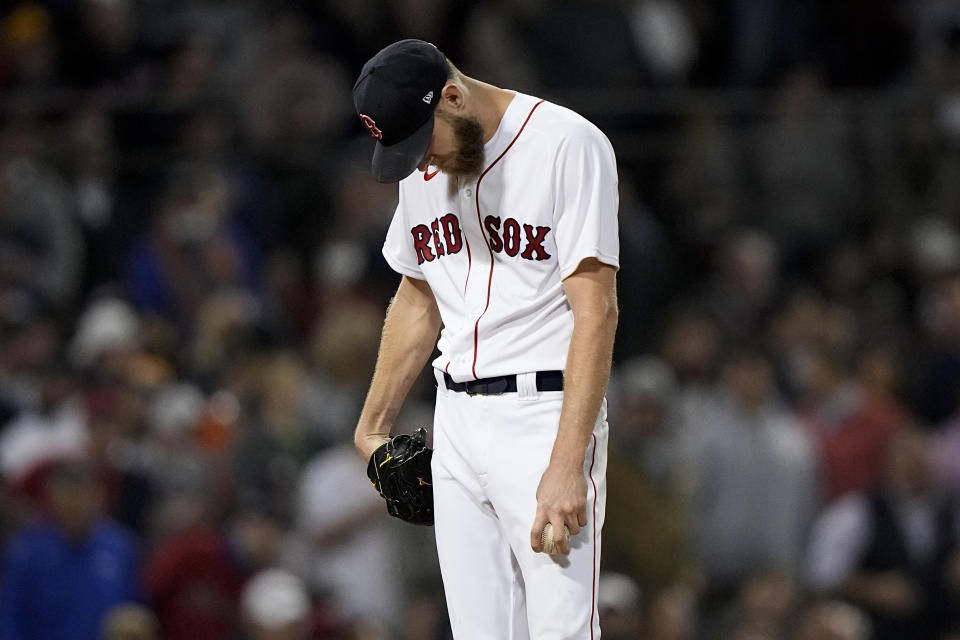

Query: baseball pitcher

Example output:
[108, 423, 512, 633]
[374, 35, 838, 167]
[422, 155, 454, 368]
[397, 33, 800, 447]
[353, 39, 619, 639]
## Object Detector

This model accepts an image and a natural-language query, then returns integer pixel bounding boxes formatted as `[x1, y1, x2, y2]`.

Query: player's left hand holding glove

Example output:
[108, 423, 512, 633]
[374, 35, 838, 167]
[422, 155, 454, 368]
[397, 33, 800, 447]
[366, 428, 434, 526]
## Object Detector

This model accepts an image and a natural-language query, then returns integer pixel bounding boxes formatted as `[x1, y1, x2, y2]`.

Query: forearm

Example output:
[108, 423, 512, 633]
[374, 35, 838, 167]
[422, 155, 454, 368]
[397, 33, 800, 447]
[552, 278, 618, 468]
[529, 261, 617, 553]
[355, 277, 442, 456]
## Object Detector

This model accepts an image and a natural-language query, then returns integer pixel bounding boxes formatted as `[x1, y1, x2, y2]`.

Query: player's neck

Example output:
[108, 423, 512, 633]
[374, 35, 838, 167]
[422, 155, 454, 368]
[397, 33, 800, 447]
[464, 78, 516, 144]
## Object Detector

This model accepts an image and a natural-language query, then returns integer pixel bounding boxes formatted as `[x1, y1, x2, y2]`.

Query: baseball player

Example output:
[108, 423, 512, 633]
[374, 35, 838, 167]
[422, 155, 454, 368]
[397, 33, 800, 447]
[352, 39, 619, 639]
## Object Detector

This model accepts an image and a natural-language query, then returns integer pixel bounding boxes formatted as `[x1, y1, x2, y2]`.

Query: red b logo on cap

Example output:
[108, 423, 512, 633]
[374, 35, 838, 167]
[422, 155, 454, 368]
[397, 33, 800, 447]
[359, 115, 382, 140]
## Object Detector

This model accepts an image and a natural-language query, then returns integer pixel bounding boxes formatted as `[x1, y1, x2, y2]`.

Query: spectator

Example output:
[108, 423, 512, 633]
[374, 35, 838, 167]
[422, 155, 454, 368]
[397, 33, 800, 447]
[143, 493, 287, 640]
[597, 572, 644, 640]
[305, 299, 385, 445]
[659, 308, 723, 425]
[232, 352, 315, 509]
[119, 380, 209, 537]
[0, 457, 141, 640]
[797, 338, 908, 499]
[804, 427, 960, 640]
[0, 362, 87, 486]
[240, 568, 313, 640]
[604, 356, 695, 591]
[175, 105, 280, 254]
[691, 347, 818, 592]
[702, 229, 780, 342]
[126, 162, 261, 327]
[0, 121, 84, 310]
[748, 67, 856, 267]
[296, 438, 400, 633]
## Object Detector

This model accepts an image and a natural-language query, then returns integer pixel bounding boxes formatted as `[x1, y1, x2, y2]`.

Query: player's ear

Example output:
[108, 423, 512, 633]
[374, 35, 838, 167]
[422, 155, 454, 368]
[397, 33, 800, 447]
[440, 83, 464, 111]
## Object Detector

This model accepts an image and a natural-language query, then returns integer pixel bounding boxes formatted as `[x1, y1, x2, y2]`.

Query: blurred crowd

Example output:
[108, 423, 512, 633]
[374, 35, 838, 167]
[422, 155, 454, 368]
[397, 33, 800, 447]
[2, 0, 960, 639]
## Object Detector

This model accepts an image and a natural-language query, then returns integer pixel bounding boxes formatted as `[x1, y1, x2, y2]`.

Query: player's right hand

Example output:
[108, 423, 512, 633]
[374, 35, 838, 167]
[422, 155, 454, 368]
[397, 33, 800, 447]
[530, 462, 588, 555]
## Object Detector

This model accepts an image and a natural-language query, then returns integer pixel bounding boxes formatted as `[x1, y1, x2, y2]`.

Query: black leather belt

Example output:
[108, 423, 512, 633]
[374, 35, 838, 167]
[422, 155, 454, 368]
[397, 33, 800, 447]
[443, 371, 564, 395]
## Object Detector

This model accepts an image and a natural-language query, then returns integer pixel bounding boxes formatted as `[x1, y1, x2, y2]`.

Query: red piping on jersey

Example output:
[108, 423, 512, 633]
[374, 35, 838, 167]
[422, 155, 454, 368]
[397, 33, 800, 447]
[462, 235, 472, 295]
[589, 432, 598, 639]
[470, 99, 545, 379]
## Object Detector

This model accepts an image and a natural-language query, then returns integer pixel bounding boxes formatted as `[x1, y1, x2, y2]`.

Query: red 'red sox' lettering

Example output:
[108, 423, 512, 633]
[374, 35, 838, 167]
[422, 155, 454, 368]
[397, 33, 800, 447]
[440, 213, 463, 253]
[484, 216, 503, 252]
[412, 214, 465, 264]
[430, 219, 446, 257]
[520, 224, 551, 260]
[413, 214, 551, 264]
[411, 225, 435, 264]
[483, 216, 552, 261]
[502, 219, 521, 257]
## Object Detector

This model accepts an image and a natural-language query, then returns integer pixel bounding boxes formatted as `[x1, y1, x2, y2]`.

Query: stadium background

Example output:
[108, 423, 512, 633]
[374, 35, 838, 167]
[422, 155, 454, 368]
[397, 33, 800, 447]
[1, 0, 960, 638]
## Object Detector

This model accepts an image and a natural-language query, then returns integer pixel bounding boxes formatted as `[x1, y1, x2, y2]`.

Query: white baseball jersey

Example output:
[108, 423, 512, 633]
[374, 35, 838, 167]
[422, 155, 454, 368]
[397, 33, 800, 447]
[381, 92, 620, 380]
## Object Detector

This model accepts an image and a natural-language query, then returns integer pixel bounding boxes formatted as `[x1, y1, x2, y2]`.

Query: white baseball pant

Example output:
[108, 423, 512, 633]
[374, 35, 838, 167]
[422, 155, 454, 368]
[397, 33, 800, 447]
[431, 369, 608, 639]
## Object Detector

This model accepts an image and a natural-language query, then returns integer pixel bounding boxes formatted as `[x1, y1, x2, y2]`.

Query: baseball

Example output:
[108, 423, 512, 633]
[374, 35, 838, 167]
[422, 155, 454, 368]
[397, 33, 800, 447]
[540, 523, 571, 554]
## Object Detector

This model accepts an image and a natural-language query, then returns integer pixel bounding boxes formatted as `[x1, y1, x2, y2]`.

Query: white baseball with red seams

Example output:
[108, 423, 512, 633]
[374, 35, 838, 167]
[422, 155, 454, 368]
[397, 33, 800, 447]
[382, 92, 619, 639]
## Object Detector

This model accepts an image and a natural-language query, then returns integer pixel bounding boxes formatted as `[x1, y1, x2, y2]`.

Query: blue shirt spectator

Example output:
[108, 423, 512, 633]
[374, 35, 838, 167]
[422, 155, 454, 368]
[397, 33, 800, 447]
[0, 518, 141, 640]
[0, 457, 142, 640]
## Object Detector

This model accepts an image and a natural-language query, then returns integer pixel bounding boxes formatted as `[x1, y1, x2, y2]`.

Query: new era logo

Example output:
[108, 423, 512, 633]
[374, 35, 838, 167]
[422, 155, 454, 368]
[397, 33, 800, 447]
[423, 91, 434, 104]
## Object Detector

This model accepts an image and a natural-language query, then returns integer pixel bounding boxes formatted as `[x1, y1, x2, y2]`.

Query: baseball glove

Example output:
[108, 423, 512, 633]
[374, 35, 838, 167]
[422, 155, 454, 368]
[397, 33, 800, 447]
[366, 428, 434, 525]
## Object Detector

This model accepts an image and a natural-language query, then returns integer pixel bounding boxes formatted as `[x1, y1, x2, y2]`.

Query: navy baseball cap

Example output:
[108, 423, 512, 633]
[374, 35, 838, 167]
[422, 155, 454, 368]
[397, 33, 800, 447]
[353, 39, 449, 183]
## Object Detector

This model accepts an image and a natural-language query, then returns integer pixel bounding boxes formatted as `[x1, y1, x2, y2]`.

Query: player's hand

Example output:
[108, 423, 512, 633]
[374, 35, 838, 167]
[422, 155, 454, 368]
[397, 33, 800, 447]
[530, 462, 588, 555]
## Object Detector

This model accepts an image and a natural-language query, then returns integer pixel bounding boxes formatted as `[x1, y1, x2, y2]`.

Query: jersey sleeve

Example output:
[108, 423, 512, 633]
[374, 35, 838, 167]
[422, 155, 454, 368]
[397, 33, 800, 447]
[552, 131, 620, 279]
[382, 187, 426, 280]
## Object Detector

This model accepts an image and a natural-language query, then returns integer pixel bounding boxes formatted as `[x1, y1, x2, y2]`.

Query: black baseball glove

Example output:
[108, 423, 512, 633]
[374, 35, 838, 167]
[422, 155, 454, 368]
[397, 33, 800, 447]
[366, 428, 434, 526]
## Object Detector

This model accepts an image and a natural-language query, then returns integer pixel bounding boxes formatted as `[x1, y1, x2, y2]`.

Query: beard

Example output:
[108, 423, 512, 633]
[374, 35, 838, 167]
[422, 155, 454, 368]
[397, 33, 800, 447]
[439, 112, 485, 180]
